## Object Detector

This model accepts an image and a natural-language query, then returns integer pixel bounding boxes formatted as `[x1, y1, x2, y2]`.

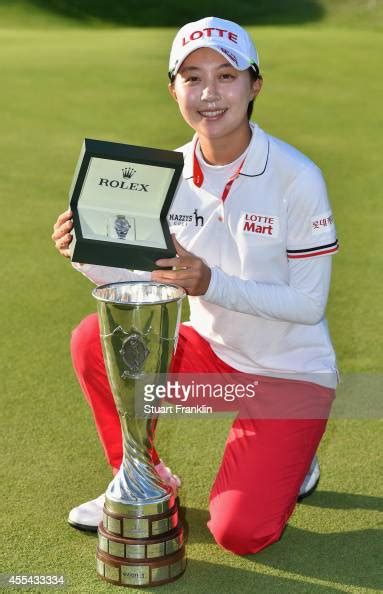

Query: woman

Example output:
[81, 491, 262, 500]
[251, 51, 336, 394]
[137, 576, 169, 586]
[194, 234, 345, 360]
[52, 16, 339, 555]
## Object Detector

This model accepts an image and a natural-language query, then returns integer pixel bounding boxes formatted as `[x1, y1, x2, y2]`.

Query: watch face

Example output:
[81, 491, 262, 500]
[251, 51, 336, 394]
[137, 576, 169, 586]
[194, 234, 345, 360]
[107, 214, 136, 241]
[114, 215, 130, 239]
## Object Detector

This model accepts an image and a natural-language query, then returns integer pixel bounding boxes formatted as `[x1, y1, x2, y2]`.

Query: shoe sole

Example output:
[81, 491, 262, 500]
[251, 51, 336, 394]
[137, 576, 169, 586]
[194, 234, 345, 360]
[297, 476, 320, 502]
[68, 520, 98, 533]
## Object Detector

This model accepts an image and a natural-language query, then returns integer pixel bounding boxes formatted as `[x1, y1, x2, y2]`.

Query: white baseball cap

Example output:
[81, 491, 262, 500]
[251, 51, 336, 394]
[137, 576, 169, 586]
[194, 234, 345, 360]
[168, 16, 259, 79]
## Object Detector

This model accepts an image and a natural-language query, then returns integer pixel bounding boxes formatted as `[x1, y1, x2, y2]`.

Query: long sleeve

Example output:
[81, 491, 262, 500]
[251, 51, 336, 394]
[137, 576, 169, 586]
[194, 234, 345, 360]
[203, 255, 333, 325]
[72, 262, 151, 286]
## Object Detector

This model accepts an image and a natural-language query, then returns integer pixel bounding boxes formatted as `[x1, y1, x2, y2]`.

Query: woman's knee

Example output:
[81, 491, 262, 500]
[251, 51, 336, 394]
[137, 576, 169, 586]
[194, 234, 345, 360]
[70, 313, 100, 371]
[208, 496, 285, 555]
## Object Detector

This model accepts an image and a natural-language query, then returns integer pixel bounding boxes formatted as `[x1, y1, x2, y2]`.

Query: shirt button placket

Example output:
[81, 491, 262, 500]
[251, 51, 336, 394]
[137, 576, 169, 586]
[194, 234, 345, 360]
[217, 202, 225, 223]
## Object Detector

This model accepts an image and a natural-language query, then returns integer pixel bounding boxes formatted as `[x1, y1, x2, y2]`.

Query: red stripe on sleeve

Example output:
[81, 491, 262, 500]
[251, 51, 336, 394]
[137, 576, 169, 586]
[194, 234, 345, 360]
[287, 246, 339, 259]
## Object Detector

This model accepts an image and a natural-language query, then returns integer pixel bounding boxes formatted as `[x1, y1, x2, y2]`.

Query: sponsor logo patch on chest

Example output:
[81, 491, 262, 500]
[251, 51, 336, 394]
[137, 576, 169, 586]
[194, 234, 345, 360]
[168, 209, 204, 227]
[242, 213, 280, 238]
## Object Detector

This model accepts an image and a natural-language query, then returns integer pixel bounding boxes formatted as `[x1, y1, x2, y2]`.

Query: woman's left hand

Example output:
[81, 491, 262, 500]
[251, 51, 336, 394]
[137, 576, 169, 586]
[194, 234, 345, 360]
[151, 235, 211, 296]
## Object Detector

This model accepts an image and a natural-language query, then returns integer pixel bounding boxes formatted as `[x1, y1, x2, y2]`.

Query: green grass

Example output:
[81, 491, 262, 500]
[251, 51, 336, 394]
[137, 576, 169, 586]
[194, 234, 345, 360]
[0, 3, 382, 593]
[0, 0, 383, 29]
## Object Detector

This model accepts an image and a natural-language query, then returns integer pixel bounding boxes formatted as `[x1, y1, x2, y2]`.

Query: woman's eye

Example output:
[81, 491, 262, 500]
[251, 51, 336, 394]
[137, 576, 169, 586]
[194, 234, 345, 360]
[185, 76, 199, 83]
[220, 73, 235, 80]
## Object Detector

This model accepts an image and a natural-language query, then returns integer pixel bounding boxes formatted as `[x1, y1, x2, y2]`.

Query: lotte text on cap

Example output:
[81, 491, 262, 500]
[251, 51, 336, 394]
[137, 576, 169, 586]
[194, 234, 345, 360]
[168, 16, 259, 79]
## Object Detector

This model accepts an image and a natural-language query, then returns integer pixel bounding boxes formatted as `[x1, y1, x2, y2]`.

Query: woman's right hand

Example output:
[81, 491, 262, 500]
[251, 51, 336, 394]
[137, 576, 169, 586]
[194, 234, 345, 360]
[52, 209, 74, 258]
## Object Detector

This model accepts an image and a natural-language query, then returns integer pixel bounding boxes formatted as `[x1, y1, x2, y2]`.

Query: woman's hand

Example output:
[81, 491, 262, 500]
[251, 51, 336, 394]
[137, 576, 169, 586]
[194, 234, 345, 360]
[51, 209, 73, 258]
[151, 236, 211, 296]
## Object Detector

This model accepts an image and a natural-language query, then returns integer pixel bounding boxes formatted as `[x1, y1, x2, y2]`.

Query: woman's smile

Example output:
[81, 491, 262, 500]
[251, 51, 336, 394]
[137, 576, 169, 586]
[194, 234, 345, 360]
[198, 108, 228, 119]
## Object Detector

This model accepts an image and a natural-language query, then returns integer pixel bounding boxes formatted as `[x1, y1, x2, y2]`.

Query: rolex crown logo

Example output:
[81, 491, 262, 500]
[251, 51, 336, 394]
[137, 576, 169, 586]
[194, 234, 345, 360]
[122, 167, 136, 179]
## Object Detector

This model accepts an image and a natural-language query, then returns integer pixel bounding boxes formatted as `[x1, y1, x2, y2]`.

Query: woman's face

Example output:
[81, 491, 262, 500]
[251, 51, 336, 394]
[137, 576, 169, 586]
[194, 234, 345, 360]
[169, 47, 261, 142]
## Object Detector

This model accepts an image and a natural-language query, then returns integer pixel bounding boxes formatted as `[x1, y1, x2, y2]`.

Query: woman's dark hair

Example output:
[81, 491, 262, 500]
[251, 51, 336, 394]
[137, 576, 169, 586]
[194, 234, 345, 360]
[247, 66, 262, 120]
[169, 65, 262, 121]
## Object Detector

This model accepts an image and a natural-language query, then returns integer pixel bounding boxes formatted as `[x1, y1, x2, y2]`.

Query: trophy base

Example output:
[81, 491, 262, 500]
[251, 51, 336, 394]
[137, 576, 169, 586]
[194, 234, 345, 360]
[96, 545, 186, 587]
[96, 504, 186, 587]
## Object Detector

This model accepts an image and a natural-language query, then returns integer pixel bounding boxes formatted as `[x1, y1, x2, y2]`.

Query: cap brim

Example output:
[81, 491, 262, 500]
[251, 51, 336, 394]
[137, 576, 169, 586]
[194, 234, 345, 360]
[170, 41, 255, 77]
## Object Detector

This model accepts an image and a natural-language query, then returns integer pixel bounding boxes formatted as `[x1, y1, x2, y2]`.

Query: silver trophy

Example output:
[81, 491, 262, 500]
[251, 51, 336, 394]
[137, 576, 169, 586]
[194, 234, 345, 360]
[92, 282, 186, 587]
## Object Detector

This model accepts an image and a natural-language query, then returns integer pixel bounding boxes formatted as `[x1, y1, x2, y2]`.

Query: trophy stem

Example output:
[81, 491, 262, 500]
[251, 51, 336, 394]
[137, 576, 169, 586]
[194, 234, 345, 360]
[106, 414, 173, 516]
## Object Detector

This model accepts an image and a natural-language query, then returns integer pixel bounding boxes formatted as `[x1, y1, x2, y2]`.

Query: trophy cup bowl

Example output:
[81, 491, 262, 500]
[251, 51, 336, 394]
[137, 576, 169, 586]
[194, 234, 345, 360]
[92, 281, 186, 587]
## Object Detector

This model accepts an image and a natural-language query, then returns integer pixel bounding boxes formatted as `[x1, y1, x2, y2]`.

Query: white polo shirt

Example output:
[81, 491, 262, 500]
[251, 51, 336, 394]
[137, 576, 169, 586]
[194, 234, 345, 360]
[167, 123, 339, 385]
[73, 123, 339, 386]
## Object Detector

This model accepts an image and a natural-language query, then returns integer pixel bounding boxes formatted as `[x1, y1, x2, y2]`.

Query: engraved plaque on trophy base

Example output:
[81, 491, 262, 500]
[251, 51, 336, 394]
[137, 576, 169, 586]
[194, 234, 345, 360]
[96, 506, 186, 586]
[96, 547, 186, 587]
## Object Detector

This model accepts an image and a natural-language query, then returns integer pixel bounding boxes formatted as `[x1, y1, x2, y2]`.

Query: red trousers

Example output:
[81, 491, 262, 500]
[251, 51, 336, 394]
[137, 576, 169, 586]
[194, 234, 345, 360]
[71, 313, 333, 555]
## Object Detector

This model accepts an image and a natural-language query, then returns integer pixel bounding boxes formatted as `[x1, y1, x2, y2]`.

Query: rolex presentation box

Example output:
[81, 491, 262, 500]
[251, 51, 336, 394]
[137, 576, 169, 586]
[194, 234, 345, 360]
[68, 138, 183, 271]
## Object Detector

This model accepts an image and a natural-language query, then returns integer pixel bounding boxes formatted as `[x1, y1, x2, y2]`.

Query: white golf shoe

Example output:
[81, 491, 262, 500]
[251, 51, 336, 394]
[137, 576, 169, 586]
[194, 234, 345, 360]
[298, 455, 320, 501]
[68, 460, 181, 532]
[67, 493, 105, 532]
